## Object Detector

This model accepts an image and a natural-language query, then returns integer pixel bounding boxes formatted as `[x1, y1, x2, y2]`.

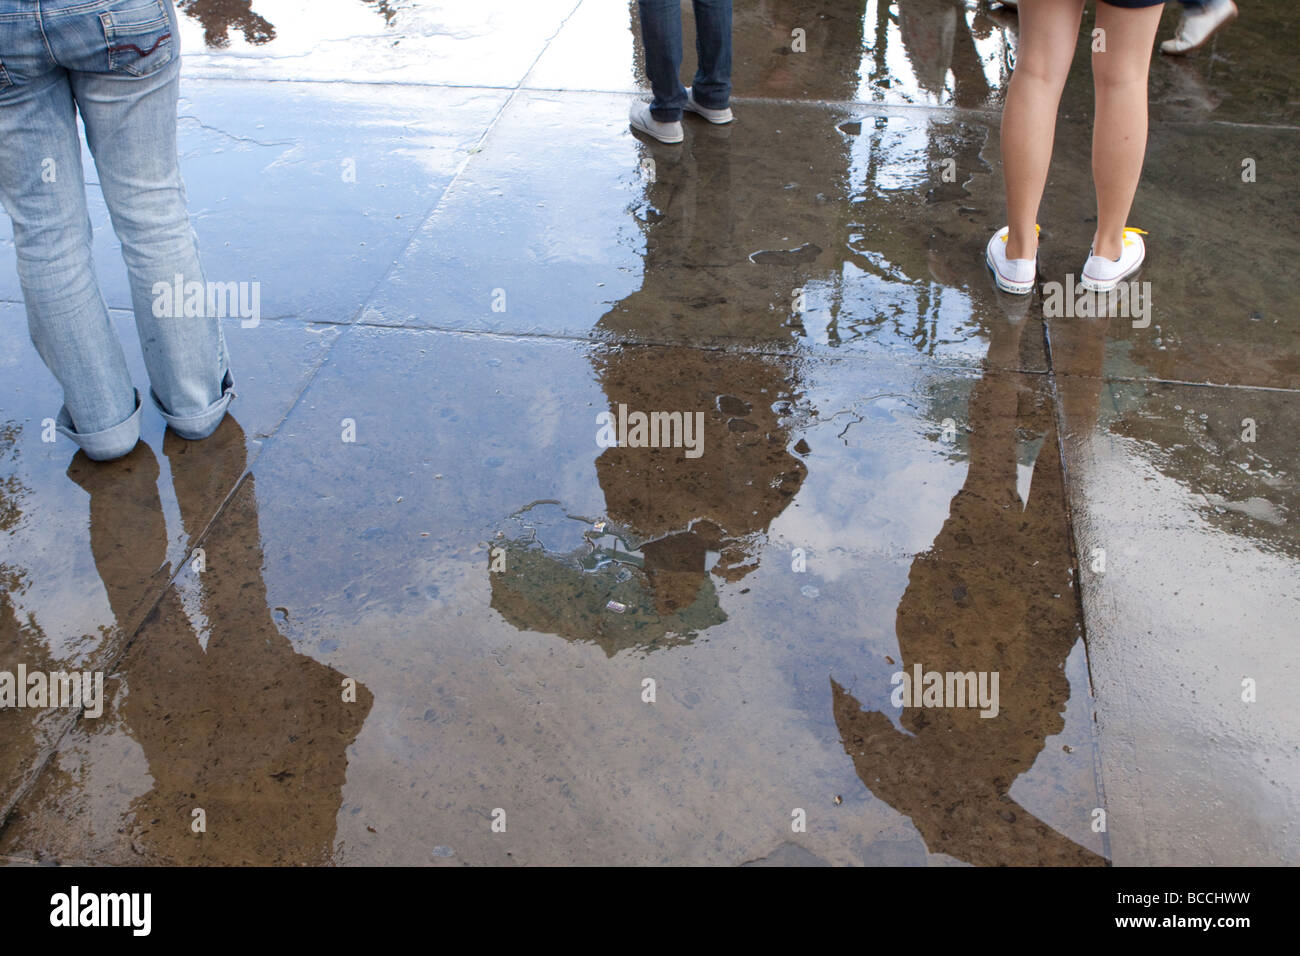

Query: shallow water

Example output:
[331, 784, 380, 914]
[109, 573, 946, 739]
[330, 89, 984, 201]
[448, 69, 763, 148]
[0, 0, 1296, 865]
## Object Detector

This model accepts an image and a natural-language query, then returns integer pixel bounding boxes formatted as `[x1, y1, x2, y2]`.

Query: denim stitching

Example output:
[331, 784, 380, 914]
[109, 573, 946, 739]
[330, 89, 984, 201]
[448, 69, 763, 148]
[100, 5, 173, 75]
[107, 32, 171, 58]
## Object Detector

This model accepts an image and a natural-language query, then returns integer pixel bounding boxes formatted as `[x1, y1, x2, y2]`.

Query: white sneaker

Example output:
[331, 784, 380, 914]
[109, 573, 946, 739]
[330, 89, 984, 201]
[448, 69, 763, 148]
[629, 101, 683, 144]
[1160, 0, 1237, 55]
[684, 87, 733, 124]
[994, 0, 1018, 8]
[1080, 228, 1146, 292]
[985, 226, 1037, 295]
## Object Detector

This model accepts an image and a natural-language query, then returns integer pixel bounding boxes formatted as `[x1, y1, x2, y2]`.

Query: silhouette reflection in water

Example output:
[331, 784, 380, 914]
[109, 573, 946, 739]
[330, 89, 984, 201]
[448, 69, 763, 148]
[175, 0, 410, 48]
[833, 306, 1106, 866]
[65, 418, 372, 864]
[176, 0, 275, 48]
[490, 116, 807, 654]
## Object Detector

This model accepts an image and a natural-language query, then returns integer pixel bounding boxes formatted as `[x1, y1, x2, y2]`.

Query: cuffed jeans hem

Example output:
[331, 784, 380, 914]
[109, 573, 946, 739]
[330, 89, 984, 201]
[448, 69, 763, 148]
[56, 390, 143, 462]
[149, 370, 235, 441]
[690, 86, 731, 110]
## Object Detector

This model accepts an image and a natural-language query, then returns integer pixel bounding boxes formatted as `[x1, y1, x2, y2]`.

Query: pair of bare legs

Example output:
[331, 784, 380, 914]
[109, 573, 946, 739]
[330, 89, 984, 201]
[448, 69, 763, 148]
[1001, 0, 1166, 263]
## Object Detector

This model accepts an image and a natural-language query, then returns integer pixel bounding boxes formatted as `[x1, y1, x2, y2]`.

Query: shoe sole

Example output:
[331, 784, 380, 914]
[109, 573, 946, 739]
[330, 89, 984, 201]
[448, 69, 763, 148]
[684, 103, 733, 125]
[1160, 5, 1238, 54]
[986, 250, 1034, 295]
[630, 117, 683, 144]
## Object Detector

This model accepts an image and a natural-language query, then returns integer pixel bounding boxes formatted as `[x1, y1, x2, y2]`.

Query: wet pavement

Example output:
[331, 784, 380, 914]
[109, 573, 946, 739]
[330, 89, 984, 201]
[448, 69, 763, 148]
[0, 0, 1297, 866]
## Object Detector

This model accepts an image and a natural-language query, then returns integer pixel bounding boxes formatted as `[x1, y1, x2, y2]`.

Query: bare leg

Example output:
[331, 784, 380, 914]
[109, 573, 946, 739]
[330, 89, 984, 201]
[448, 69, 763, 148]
[1091, 2, 1164, 260]
[1001, 0, 1086, 260]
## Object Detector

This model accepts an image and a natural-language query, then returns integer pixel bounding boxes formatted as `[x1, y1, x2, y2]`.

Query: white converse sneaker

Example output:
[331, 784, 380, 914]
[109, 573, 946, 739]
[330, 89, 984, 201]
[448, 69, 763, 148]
[684, 87, 734, 124]
[1160, 0, 1237, 55]
[985, 226, 1037, 295]
[629, 101, 683, 144]
[1080, 228, 1146, 292]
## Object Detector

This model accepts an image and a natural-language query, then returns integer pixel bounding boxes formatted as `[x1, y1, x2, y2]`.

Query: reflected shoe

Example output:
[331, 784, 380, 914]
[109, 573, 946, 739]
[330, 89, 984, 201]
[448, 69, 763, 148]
[1160, 0, 1237, 55]
[684, 87, 733, 124]
[1080, 228, 1146, 292]
[985, 226, 1037, 295]
[629, 101, 683, 144]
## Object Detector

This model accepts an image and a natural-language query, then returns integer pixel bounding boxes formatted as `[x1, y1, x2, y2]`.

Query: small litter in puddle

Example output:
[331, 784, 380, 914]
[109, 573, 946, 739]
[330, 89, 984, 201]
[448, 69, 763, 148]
[606, 600, 627, 613]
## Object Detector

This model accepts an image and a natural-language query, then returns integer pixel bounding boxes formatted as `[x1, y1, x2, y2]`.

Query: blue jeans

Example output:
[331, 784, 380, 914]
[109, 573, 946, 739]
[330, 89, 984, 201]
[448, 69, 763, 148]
[0, 0, 232, 461]
[637, 0, 732, 122]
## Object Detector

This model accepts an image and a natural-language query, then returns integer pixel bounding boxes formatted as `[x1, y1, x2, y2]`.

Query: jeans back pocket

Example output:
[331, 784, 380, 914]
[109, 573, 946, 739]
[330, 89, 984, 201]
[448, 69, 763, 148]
[100, 0, 176, 77]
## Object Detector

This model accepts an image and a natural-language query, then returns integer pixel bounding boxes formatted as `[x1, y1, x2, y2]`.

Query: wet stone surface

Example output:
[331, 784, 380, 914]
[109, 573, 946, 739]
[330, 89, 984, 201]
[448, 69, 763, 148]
[1, 0, 1297, 865]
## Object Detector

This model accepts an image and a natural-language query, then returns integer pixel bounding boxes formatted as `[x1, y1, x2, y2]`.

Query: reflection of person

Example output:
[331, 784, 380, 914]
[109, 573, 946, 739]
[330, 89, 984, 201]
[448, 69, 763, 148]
[0, 0, 233, 462]
[1161, 0, 1237, 54]
[67, 418, 371, 863]
[832, 313, 1106, 866]
[594, 123, 805, 592]
[740, 0, 868, 100]
[987, 0, 1165, 296]
[630, 0, 734, 144]
[175, 0, 275, 48]
[898, 0, 994, 105]
[490, 114, 807, 652]
[997, 0, 1238, 58]
[592, 346, 806, 586]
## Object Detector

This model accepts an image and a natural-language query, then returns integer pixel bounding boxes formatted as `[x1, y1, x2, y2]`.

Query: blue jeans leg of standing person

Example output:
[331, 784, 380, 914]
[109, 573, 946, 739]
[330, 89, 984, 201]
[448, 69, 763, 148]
[0, 0, 232, 462]
[638, 0, 732, 122]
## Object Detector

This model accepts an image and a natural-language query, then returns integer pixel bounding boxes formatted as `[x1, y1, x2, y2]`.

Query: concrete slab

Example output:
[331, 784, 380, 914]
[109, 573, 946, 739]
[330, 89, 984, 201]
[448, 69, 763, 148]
[1057, 370, 1300, 865]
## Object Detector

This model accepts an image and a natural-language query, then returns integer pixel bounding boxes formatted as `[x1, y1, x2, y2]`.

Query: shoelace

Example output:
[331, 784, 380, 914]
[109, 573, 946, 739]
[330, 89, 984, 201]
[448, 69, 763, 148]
[1123, 227, 1148, 248]
[999, 223, 1042, 243]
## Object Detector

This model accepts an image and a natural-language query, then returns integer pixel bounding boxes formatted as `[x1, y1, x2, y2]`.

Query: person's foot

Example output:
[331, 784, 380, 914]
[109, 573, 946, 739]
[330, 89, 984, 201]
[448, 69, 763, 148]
[1080, 228, 1146, 292]
[683, 87, 733, 124]
[986, 226, 1037, 295]
[1160, 0, 1237, 55]
[629, 101, 683, 144]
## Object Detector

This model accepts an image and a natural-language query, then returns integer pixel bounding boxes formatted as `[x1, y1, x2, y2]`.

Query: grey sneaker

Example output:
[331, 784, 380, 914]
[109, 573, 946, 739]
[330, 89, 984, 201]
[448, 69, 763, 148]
[684, 87, 733, 124]
[629, 101, 683, 144]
